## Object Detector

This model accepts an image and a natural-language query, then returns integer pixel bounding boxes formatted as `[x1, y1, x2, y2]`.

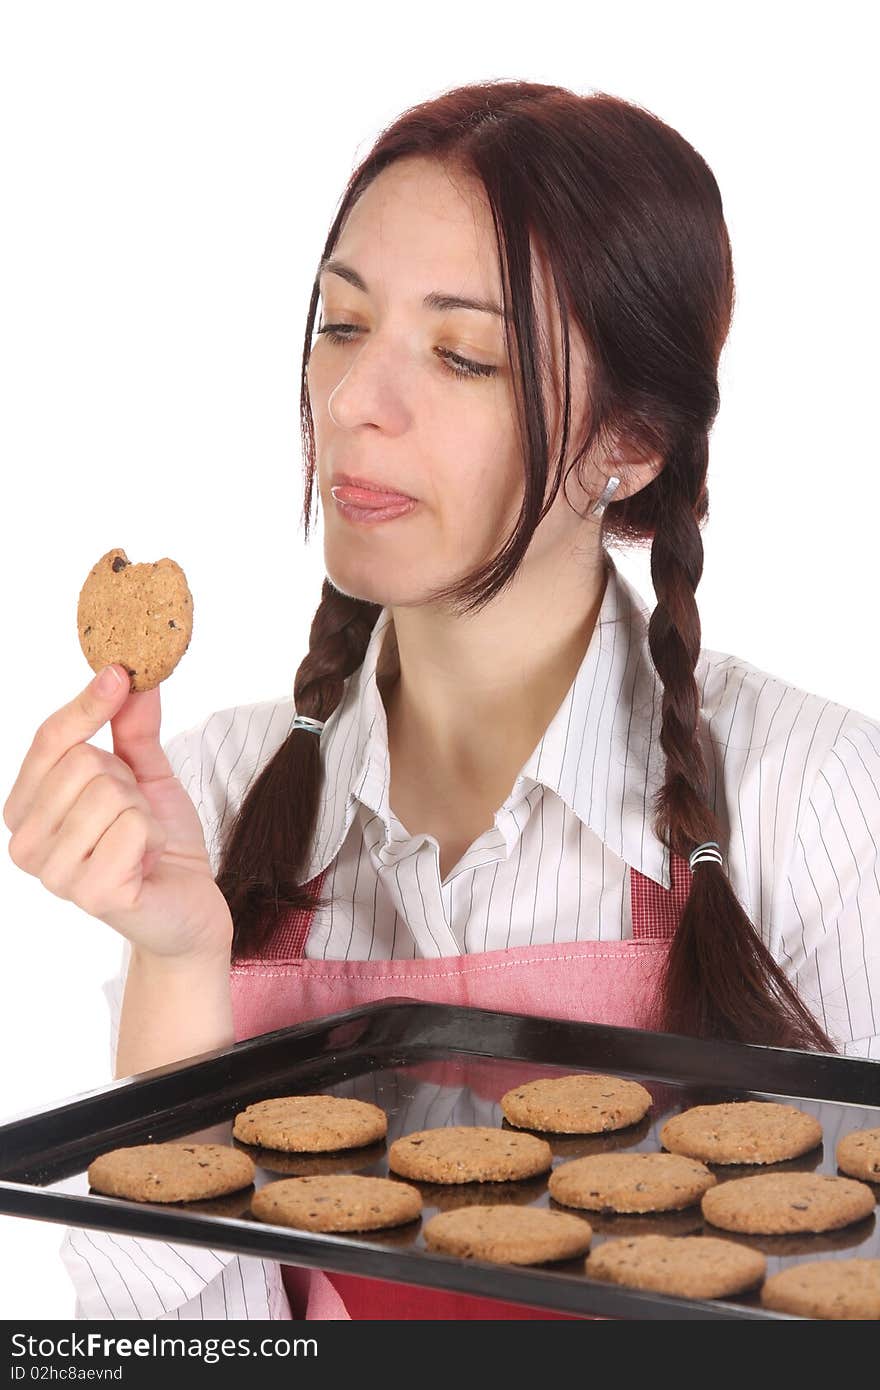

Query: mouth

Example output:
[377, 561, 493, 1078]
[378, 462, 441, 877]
[330, 475, 416, 505]
[330, 487, 419, 526]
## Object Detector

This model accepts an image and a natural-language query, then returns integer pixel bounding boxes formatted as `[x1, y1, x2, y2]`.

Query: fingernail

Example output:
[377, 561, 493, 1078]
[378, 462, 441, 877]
[93, 666, 125, 696]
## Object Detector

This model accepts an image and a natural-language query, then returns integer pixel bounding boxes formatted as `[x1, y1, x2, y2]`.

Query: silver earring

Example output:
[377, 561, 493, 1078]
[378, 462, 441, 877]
[591, 475, 621, 517]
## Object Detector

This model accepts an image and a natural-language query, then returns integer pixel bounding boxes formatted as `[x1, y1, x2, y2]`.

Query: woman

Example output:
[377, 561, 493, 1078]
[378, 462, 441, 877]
[7, 80, 878, 1320]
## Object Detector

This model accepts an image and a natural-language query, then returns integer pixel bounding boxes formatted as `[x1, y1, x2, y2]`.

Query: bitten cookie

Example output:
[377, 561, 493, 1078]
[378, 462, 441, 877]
[77, 549, 193, 692]
[388, 1127, 552, 1184]
[548, 1152, 717, 1213]
[701, 1172, 876, 1234]
[500, 1074, 652, 1134]
[87, 1143, 255, 1203]
[660, 1101, 822, 1165]
[424, 1205, 593, 1265]
[250, 1175, 421, 1232]
[836, 1128, 880, 1182]
[585, 1234, 766, 1300]
[232, 1095, 387, 1153]
[760, 1258, 880, 1320]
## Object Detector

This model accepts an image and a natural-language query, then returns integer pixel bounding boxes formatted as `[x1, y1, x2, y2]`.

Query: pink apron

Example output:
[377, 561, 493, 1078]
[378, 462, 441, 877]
[229, 852, 693, 1319]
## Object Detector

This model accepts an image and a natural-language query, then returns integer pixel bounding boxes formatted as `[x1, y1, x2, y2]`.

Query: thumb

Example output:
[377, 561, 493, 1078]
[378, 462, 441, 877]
[109, 671, 173, 783]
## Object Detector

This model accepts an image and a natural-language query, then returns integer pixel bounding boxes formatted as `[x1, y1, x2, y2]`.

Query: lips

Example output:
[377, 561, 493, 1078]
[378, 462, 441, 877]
[330, 473, 415, 507]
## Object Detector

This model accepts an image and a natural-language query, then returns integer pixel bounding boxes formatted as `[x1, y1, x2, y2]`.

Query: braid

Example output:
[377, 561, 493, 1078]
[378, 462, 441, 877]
[215, 580, 381, 959]
[647, 459, 835, 1050]
[292, 580, 382, 729]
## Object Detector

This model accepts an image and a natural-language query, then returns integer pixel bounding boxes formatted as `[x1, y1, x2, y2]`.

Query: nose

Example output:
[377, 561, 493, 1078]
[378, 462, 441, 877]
[325, 333, 412, 432]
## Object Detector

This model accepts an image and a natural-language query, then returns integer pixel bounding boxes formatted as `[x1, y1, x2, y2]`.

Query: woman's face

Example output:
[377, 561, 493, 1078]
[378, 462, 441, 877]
[306, 155, 599, 611]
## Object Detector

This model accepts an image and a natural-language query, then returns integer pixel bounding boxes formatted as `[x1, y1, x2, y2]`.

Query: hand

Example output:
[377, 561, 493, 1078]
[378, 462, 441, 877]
[3, 665, 233, 962]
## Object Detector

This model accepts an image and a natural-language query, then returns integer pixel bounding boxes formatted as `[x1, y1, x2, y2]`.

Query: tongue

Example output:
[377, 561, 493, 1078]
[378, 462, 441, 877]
[334, 485, 412, 507]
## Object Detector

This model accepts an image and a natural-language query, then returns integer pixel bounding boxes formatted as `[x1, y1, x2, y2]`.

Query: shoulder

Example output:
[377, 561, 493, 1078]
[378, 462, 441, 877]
[162, 695, 296, 868]
[695, 650, 880, 921]
[162, 694, 296, 791]
[696, 646, 880, 805]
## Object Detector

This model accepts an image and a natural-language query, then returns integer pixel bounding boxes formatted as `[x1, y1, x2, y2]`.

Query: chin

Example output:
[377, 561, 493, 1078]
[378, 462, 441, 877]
[324, 557, 448, 611]
[323, 558, 397, 609]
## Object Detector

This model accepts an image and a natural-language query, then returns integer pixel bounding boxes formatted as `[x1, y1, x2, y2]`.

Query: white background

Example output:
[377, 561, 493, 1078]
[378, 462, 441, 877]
[1, 0, 876, 1319]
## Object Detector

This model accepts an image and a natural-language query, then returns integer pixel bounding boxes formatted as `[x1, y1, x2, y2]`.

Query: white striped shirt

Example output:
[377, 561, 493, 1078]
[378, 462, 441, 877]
[61, 550, 880, 1318]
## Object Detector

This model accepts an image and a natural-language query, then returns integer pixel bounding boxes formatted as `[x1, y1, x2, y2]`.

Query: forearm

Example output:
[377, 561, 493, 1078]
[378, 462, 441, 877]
[114, 941, 234, 1079]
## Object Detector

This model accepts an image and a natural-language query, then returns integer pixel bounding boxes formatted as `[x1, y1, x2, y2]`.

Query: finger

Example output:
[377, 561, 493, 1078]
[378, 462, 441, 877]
[3, 665, 132, 832]
[110, 682, 174, 784]
[39, 799, 164, 912]
[11, 772, 149, 878]
[7, 747, 136, 872]
[74, 808, 166, 920]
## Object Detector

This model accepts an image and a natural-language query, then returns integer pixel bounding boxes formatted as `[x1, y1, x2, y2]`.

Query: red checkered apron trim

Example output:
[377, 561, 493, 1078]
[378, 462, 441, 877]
[256, 855, 690, 960]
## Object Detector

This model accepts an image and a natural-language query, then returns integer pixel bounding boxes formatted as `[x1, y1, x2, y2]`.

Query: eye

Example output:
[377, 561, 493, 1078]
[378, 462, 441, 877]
[315, 323, 498, 381]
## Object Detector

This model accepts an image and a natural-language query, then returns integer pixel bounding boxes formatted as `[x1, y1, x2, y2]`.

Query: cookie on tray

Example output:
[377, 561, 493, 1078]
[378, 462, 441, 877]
[232, 1095, 387, 1153]
[250, 1175, 421, 1232]
[87, 1143, 254, 1203]
[586, 1207, 705, 1240]
[701, 1172, 876, 1235]
[500, 1074, 652, 1134]
[77, 548, 193, 692]
[415, 1176, 548, 1213]
[724, 1227, 871, 1258]
[388, 1126, 552, 1184]
[424, 1204, 593, 1265]
[179, 1188, 256, 1219]
[585, 1234, 765, 1300]
[548, 1152, 717, 1213]
[233, 1140, 385, 1177]
[539, 1114, 653, 1160]
[836, 1128, 880, 1182]
[760, 1258, 880, 1320]
[660, 1101, 822, 1165]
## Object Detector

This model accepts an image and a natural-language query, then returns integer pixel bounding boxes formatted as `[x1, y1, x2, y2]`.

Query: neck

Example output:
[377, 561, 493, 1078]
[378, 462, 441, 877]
[379, 547, 611, 791]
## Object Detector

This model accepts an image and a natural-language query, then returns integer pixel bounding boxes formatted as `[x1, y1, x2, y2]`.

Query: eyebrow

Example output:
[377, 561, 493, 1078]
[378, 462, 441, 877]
[317, 256, 505, 319]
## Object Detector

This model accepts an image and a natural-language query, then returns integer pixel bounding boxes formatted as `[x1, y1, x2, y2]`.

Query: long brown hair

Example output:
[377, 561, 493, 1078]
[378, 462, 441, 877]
[215, 80, 834, 1052]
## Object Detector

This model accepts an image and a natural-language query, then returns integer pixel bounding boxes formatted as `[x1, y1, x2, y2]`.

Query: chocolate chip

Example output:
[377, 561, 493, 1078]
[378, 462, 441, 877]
[111, 556, 129, 572]
[168, 619, 177, 628]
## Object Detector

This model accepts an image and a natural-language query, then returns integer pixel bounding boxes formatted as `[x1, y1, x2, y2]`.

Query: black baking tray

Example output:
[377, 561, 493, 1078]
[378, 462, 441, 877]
[1, 1000, 879, 1321]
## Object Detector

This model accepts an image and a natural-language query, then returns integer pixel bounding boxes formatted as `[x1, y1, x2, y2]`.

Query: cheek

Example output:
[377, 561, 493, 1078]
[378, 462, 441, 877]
[442, 445, 522, 549]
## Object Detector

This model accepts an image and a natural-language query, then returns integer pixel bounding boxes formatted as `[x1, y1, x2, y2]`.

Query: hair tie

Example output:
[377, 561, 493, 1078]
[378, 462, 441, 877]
[292, 715, 325, 735]
[689, 840, 722, 870]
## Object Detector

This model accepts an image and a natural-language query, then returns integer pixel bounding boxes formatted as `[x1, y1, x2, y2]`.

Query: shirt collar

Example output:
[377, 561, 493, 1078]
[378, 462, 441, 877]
[302, 550, 671, 889]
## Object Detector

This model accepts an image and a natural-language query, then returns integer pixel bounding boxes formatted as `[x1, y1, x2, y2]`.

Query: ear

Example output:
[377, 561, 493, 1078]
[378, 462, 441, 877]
[606, 435, 664, 501]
